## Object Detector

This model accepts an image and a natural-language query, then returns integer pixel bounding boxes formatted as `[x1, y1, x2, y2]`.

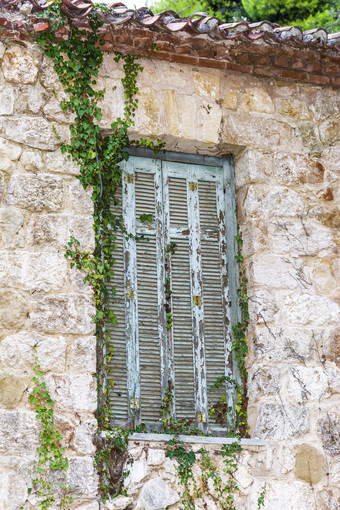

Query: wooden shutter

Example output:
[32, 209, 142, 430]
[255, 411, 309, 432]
[108, 155, 235, 432]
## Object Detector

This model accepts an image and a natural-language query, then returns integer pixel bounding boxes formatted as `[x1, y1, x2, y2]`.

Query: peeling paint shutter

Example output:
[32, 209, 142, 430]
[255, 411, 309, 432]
[108, 156, 235, 432]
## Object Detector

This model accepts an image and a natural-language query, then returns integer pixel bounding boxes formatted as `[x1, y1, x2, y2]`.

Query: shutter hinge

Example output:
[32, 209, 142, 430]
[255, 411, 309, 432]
[127, 288, 136, 300]
[197, 412, 207, 423]
[189, 181, 197, 191]
[130, 398, 140, 410]
[193, 295, 202, 306]
[124, 173, 134, 183]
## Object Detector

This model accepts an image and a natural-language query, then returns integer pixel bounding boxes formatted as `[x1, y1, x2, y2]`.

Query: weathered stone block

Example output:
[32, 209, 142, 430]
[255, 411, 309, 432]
[194, 72, 220, 98]
[71, 418, 97, 455]
[0, 470, 28, 510]
[67, 336, 96, 374]
[164, 90, 179, 136]
[27, 214, 69, 247]
[40, 55, 64, 91]
[46, 374, 97, 413]
[296, 121, 321, 153]
[282, 293, 339, 327]
[0, 288, 27, 336]
[0, 85, 14, 115]
[295, 444, 326, 484]
[276, 97, 310, 120]
[14, 83, 49, 115]
[322, 328, 340, 368]
[0, 410, 39, 453]
[2, 45, 39, 85]
[255, 404, 308, 439]
[0, 373, 27, 409]
[69, 179, 94, 215]
[253, 326, 313, 363]
[0, 332, 66, 375]
[135, 478, 180, 510]
[235, 148, 272, 188]
[222, 89, 239, 110]
[283, 366, 331, 404]
[248, 367, 280, 401]
[312, 256, 340, 297]
[66, 457, 98, 497]
[43, 94, 75, 124]
[0, 207, 24, 248]
[320, 117, 340, 145]
[318, 413, 340, 456]
[250, 254, 302, 289]
[69, 216, 95, 252]
[135, 87, 161, 136]
[0, 136, 22, 162]
[22, 252, 67, 292]
[45, 149, 79, 175]
[198, 101, 221, 144]
[5, 174, 64, 212]
[30, 294, 95, 334]
[239, 88, 274, 114]
[247, 480, 314, 509]
[180, 95, 196, 139]
[0, 116, 65, 150]
[274, 152, 325, 185]
[20, 150, 43, 171]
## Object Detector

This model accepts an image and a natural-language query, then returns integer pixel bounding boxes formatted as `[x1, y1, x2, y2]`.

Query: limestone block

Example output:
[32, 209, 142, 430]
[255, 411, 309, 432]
[0, 470, 28, 510]
[5, 174, 64, 212]
[27, 214, 69, 248]
[75, 503, 100, 510]
[125, 458, 150, 488]
[0, 332, 67, 375]
[0, 85, 14, 115]
[320, 146, 340, 173]
[164, 90, 179, 136]
[45, 149, 79, 175]
[135, 478, 180, 510]
[239, 88, 274, 114]
[194, 72, 220, 98]
[21, 252, 67, 292]
[294, 444, 326, 484]
[322, 328, 340, 367]
[250, 254, 302, 289]
[20, 150, 43, 171]
[0, 373, 27, 409]
[312, 256, 340, 297]
[0, 136, 22, 161]
[274, 152, 325, 185]
[320, 117, 340, 145]
[0, 288, 27, 336]
[147, 449, 166, 466]
[247, 480, 314, 510]
[30, 294, 95, 334]
[198, 101, 221, 144]
[165, 68, 187, 88]
[0, 116, 64, 150]
[235, 149, 272, 188]
[97, 79, 124, 128]
[295, 121, 321, 154]
[262, 186, 305, 217]
[0, 207, 24, 248]
[71, 419, 97, 455]
[268, 219, 335, 257]
[67, 336, 96, 374]
[0, 172, 3, 199]
[317, 413, 340, 456]
[248, 289, 278, 325]
[104, 496, 133, 510]
[255, 404, 308, 439]
[66, 457, 98, 497]
[253, 326, 313, 363]
[248, 367, 280, 401]
[43, 94, 75, 124]
[222, 89, 239, 110]
[69, 216, 95, 252]
[14, 83, 49, 115]
[0, 41, 5, 59]
[312, 91, 340, 121]
[40, 55, 64, 91]
[180, 95, 196, 140]
[135, 87, 161, 136]
[276, 97, 310, 121]
[315, 487, 340, 510]
[2, 46, 39, 85]
[98, 53, 125, 78]
[0, 410, 39, 453]
[46, 374, 97, 413]
[69, 179, 94, 215]
[283, 366, 330, 404]
[282, 293, 339, 327]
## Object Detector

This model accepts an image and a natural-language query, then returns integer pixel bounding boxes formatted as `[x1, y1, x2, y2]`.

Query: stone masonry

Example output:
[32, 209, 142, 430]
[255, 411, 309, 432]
[0, 20, 339, 510]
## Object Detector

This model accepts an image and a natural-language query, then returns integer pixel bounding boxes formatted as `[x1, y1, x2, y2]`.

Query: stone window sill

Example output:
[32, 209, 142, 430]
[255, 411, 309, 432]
[129, 432, 266, 446]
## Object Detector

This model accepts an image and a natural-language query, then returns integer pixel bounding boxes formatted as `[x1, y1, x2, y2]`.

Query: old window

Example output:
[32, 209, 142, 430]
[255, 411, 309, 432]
[107, 151, 238, 434]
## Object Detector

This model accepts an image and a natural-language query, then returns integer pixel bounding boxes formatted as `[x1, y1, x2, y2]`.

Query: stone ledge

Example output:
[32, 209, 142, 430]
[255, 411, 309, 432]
[129, 432, 266, 446]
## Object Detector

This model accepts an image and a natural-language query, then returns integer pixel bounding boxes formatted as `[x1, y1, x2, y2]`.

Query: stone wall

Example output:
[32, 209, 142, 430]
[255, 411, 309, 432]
[0, 35, 339, 510]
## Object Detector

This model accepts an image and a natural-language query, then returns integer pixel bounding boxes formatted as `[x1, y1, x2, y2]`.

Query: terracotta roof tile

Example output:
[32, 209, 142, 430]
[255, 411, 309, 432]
[0, 0, 339, 50]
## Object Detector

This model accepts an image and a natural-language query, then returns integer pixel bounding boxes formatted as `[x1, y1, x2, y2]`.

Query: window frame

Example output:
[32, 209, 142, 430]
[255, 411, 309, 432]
[108, 149, 241, 434]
